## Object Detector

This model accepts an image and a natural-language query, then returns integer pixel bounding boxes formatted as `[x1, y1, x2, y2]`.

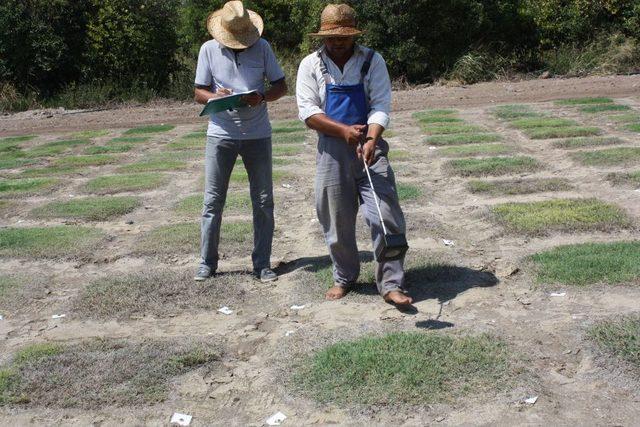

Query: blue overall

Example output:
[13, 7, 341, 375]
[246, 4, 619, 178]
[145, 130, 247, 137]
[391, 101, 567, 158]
[315, 48, 407, 296]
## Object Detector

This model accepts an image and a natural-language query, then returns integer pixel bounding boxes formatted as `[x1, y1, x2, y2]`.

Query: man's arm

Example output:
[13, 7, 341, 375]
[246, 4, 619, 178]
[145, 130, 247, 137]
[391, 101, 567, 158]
[242, 78, 287, 107]
[360, 53, 392, 165]
[305, 114, 366, 145]
[194, 85, 232, 105]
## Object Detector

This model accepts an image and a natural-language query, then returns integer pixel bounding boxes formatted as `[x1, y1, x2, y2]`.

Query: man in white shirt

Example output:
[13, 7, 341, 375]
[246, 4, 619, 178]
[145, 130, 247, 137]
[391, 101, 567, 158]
[296, 4, 412, 306]
[193, 1, 287, 282]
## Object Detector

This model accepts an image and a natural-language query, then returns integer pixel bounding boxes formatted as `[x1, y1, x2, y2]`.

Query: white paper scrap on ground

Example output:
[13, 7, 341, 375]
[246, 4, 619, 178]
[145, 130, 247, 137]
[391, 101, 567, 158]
[290, 305, 306, 310]
[442, 239, 455, 247]
[549, 292, 566, 297]
[524, 396, 538, 404]
[218, 306, 233, 315]
[0, 315, 3, 320]
[51, 314, 66, 319]
[429, 146, 437, 150]
[285, 330, 295, 337]
[170, 412, 192, 426]
[282, 183, 292, 189]
[266, 411, 287, 426]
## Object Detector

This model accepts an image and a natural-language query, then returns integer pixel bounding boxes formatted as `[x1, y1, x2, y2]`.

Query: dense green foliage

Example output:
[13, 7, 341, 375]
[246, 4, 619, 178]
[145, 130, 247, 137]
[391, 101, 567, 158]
[1, 0, 639, 110]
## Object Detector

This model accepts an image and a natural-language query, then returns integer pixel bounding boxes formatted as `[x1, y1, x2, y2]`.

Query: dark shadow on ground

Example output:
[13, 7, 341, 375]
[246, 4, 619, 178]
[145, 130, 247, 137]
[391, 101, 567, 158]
[415, 319, 455, 330]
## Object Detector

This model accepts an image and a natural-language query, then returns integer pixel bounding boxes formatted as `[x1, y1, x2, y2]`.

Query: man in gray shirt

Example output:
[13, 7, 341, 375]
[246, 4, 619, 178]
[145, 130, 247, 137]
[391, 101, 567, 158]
[193, 1, 287, 282]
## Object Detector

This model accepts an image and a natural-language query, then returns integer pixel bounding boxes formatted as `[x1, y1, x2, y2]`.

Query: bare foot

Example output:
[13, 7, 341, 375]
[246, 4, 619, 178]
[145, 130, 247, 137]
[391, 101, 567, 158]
[384, 291, 413, 306]
[326, 285, 348, 300]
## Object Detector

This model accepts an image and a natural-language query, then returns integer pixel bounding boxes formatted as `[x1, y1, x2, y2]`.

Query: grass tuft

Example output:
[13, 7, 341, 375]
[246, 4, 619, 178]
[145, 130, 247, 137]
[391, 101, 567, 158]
[524, 126, 601, 139]
[491, 198, 631, 235]
[445, 156, 541, 177]
[53, 154, 118, 168]
[83, 144, 132, 154]
[123, 124, 175, 135]
[467, 178, 572, 195]
[109, 136, 150, 144]
[31, 196, 140, 221]
[571, 147, 640, 166]
[0, 226, 104, 259]
[531, 242, 640, 286]
[272, 120, 306, 134]
[579, 104, 631, 113]
[420, 123, 484, 135]
[511, 118, 576, 129]
[174, 192, 250, 217]
[588, 315, 640, 369]
[555, 97, 613, 105]
[625, 123, 640, 132]
[85, 173, 168, 194]
[396, 183, 422, 201]
[294, 332, 511, 405]
[438, 143, 512, 157]
[552, 136, 624, 149]
[606, 171, 640, 187]
[425, 133, 502, 146]
[0, 178, 59, 197]
[71, 130, 110, 139]
[493, 105, 542, 120]
[117, 159, 188, 173]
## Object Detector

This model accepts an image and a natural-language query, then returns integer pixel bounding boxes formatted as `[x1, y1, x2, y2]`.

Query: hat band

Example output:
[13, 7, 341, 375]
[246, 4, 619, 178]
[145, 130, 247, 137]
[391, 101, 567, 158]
[320, 22, 358, 31]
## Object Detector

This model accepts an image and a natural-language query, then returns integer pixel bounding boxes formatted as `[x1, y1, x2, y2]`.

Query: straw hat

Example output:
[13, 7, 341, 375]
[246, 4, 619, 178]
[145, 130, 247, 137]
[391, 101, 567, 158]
[309, 4, 362, 37]
[207, 1, 263, 49]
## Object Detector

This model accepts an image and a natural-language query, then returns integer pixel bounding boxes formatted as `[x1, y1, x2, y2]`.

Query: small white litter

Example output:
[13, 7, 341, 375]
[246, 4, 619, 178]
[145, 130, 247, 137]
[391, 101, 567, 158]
[285, 330, 295, 337]
[428, 146, 437, 150]
[290, 305, 306, 310]
[549, 292, 566, 297]
[442, 239, 455, 247]
[170, 412, 192, 426]
[524, 396, 538, 405]
[281, 183, 292, 189]
[51, 314, 66, 319]
[0, 315, 4, 320]
[217, 306, 233, 315]
[266, 411, 287, 426]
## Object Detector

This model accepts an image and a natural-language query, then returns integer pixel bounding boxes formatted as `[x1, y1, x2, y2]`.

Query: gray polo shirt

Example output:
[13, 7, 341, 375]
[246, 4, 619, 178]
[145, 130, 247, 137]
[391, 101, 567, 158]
[195, 38, 285, 140]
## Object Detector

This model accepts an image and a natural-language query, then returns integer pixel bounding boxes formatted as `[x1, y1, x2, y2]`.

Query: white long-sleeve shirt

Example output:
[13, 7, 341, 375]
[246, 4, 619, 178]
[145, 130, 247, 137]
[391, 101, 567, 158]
[295, 45, 391, 129]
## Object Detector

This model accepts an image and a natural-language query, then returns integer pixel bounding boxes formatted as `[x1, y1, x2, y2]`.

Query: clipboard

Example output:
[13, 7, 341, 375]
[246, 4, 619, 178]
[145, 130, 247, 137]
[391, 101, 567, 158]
[199, 90, 258, 116]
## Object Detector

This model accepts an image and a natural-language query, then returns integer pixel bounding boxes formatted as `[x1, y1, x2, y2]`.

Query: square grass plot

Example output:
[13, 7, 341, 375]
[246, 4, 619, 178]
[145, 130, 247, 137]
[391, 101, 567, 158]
[555, 97, 613, 105]
[0, 226, 104, 259]
[445, 156, 541, 177]
[493, 105, 542, 120]
[31, 196, 140, 221]
[425, 133, 502, 146]
[491, 198, 631, 235]
[438, 143, 512, 157]
[572, 147, 640, 166]
[467, 178, 572, 195]
[85, 173, 168, 194]
[588, 315, 640, 369]
[552, 137, 624, 150]
[272, 120, 306, 134]
[123, 124, 175, 135]
[0, 178, 59, 198]
[579, 104, 631, 113]
[607, 171, 640, 188]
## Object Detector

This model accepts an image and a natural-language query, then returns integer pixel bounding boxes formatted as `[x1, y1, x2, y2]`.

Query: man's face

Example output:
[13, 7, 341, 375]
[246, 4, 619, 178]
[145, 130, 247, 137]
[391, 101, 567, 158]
[324, 36, 355, 56]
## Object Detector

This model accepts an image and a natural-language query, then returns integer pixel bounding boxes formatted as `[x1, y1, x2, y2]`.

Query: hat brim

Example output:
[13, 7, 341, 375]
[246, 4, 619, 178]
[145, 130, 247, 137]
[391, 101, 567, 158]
[207, 9, 264, 49]
[309, 27, 363, 37]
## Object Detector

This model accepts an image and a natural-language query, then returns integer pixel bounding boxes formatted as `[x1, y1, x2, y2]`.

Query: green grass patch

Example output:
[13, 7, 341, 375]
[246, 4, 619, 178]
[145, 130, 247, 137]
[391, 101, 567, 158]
[491, 198, 631, 235]
[588, 315, 640, 369]
[571, 147, 640, 166]
[134, 220, 252, 256]
[273, 145, 303, 156]
[579, 104, 631, 113]
[552, 136, 625, 149]
[387, 150, 411, 161]
[524, 126, 601, 139]
[445, 156, 541, 177]
[294, 332, 510, 406]
[165, 138, 203, 151]
[71, 130, 110, 139]
[420, 123, 484, 135]
[425, 133, 502, 146]
[607, 171, 640, 187]
[272, 120, 306, 134]
[625, 123, 640, 132]
[85, 173, 167, 194]
[396, 183, 422, 201]
[24, 139, 89, 158]
[123, 124, 174, 135]
[53, 154, 118, 168]
[19, 165, 86, 177]
[84, 144, 133, 154]
[174, 192, 251, 217]
[555, 97, 614, 105]
[109, 136, 151, 144]
[510, 118, 576, 129]
[0, 135, 36, 144]
[117, 159, 188, 173]
[493, 104, 542, 120]
[0, 226, 103, 259]
[74, 269, 251, 319]
[468, 178, 572, 195]
[0, 339, 219, 407]
[531, 241, 640, 286]
[413, 110, 462, 124]
[438, 143, 512, 157]
[0, 157, 37, 170]
[272, 131, 307, 144]
[608, 113, 640, 123]
[31, 196, 140, 221]
[0, 178, 59, 197]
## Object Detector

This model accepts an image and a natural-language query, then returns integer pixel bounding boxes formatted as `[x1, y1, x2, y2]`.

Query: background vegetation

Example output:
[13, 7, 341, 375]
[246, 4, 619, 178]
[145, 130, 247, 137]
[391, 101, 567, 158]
[1, 0, 639, 111]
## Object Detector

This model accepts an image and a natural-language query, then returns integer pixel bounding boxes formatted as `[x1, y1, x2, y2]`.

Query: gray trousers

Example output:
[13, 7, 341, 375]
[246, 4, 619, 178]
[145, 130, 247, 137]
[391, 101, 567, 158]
[315, 134, 407, 296]
[200, 136, 274, 272]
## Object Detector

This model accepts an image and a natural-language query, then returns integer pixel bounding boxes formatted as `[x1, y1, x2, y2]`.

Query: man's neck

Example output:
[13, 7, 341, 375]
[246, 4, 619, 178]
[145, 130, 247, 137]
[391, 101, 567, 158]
[326, 46, 356, 71]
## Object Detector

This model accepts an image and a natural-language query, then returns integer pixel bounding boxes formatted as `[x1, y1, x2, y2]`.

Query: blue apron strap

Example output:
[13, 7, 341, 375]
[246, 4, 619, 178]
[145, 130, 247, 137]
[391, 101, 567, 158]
[317, 49, 331, 85]
[360, 48, 375, 83]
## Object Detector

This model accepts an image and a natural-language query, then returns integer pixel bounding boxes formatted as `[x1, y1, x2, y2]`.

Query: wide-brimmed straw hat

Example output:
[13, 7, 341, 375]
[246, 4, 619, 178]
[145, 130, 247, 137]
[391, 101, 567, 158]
[208, 1, 263, 49]
[309, 4, 362, 37]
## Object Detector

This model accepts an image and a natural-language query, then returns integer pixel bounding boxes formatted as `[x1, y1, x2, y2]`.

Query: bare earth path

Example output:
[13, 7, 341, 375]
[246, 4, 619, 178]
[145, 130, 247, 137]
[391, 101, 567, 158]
[1, 76, 639, 425]
[1, 74, 639, 136]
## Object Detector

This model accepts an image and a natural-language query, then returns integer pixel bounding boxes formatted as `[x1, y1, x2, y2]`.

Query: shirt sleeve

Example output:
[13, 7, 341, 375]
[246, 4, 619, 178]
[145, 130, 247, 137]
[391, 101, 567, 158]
[366, 52, 391, 129]
[194, 44, 213, 87]
[263, 40, 286, 83]
[296, 56, 324, 122]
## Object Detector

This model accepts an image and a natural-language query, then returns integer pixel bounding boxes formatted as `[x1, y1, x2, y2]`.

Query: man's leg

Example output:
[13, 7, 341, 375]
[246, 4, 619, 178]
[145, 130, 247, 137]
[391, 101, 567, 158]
[358, 156, 412, 305]
[315, 149, 360, 299]
[239, 137, 275, 277]
[199, 136, 238, 278]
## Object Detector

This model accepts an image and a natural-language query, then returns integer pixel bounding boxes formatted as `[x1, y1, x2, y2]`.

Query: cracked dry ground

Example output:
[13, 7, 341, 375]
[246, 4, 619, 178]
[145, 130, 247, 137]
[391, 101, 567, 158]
[1, 94, 640, 425]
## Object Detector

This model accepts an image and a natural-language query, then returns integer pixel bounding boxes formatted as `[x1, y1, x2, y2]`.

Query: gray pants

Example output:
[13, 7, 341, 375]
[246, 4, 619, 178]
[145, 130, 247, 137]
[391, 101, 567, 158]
[200, 136, 273, 272]
[315, 134, 407, 296]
